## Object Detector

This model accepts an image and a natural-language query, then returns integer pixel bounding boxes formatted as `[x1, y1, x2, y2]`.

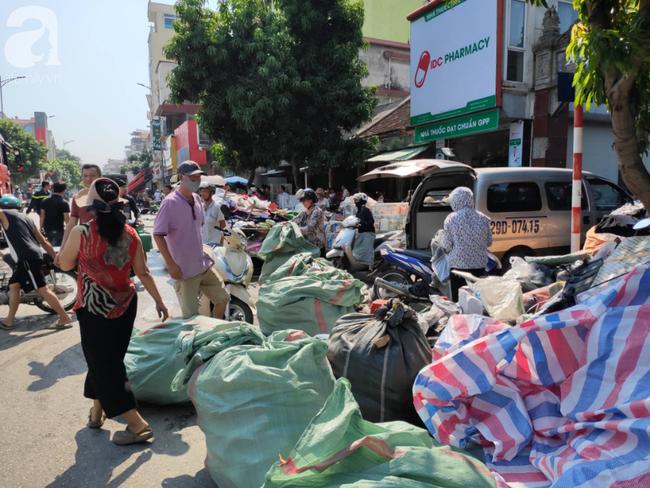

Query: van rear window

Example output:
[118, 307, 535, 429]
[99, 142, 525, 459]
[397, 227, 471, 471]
[487, 182, 542, 213]
[420, 189, 453, 211]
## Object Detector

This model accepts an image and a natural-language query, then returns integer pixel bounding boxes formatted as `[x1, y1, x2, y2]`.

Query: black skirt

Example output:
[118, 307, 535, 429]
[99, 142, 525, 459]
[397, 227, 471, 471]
[77, 296, 138, 418]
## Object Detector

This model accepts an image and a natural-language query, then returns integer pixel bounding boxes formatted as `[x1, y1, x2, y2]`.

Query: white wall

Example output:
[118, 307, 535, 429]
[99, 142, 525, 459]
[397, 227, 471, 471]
[359, 43, 410, 95]
[156, 61, 176, 106]
[567, 123, 650, 183]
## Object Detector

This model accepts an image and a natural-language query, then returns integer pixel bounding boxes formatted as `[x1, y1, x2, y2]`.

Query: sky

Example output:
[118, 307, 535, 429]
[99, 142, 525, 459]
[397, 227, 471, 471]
[0, 0, 179, 165]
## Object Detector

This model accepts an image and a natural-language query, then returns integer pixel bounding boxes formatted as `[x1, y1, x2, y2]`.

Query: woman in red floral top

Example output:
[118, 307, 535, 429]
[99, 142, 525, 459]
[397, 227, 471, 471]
[59, 178, 168, 445]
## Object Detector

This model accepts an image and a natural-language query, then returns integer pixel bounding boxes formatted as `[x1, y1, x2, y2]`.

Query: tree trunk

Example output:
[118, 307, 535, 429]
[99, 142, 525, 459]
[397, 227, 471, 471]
[606, 76, 650, 210]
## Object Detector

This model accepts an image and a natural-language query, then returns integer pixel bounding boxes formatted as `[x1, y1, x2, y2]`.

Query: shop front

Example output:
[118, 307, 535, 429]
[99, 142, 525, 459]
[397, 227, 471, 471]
[407, 0, 529, 169]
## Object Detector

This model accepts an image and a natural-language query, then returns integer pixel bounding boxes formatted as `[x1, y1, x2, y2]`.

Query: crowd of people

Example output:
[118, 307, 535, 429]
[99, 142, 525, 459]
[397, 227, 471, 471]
[0, 155, 499, 451]
[273, 185, 351, 213]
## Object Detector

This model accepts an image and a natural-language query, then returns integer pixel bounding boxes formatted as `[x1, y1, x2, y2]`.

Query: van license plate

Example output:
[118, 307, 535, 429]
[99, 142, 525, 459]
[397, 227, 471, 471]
[490, 219, 541, 236]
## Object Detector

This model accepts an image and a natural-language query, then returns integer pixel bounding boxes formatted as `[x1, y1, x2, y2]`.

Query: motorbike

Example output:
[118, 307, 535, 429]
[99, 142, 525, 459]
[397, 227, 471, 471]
[373, 245, 501, 302]
[208, 228, 255, 323]
[220, 204, 286, 278]
[0, 253, 77, 313]
[326, 216, 404, 283]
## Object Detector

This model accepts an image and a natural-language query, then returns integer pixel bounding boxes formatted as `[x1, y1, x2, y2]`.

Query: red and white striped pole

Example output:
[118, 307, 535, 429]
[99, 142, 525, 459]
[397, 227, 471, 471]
[571, 104, 584, 253]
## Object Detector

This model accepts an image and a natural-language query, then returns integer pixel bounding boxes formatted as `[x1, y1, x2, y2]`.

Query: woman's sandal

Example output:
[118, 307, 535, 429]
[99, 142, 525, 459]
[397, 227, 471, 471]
[87, 407, 106, 429]
[0, 321, 15, 330]
[112, 425, 154, 445]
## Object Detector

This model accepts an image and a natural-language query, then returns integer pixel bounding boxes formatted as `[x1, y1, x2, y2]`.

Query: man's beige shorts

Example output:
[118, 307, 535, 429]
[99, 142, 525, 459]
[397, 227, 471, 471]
[174, 267, 230, 318]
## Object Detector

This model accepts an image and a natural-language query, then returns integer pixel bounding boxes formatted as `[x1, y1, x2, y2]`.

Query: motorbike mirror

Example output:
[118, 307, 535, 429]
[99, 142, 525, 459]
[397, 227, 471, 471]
[633, 218, 650, 231]
[221, 204, 233, 219]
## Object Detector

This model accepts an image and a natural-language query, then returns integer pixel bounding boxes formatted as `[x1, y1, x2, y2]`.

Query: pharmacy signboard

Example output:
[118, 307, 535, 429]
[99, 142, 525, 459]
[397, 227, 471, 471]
[409, 0, 500, 128]
[414, 108, 500, 144]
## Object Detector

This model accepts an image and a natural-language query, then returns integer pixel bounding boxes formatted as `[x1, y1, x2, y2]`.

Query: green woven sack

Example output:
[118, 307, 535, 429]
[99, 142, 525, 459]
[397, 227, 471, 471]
[188, 330, 336, 488]
[124, 317, 248, 405]
[258, 269, 364, 336]
[264, 379, 496, 488]
[258, 222, 320, 283]
[265, 252, 334, 282]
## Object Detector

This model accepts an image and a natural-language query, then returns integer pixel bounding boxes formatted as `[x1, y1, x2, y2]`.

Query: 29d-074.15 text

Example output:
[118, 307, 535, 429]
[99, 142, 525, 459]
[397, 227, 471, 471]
[490, 219, 541, 235]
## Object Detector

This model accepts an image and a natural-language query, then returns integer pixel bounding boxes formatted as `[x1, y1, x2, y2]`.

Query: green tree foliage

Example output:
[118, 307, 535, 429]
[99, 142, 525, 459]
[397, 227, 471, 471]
[120, 149, 153, 175]
[166, 0, 376, 186]
[0, 118, 48, 185]
[530, 0, 650, 208]
[209, 142, 243, 177]
[277, 0, 377, 182]
[166, 0, 297, 181]
[55, 148, 80, 164]
[42, 159, 82, 189]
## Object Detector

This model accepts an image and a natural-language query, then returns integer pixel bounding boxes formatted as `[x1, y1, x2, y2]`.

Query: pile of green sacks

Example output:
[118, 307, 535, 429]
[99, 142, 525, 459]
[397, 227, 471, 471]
[124, 316, 248, 404]
[168, 324, 495, 488]
[172, 326, 336, 488]
[264, 379, 496, 488]
[258, 222, 320, 283]
[257, 252, 365, 336]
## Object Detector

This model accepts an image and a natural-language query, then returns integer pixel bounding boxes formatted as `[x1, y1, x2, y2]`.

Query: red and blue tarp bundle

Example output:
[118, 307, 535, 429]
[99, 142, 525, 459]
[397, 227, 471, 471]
[413, 264, 650, 488]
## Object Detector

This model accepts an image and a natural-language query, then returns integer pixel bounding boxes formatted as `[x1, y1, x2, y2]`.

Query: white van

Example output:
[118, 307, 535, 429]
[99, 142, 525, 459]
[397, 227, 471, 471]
[359, 160, 632, 262]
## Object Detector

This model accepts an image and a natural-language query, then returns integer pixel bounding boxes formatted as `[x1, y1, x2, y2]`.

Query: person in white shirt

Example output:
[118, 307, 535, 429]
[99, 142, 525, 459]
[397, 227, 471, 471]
[315, 188, 329, 210]
[198, 182, 226, 246]
[276, 185, 292, 209]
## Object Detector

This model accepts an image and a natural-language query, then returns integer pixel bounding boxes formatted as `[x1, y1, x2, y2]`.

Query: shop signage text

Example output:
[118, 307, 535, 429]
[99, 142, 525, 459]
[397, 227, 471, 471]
[414, 108, 500, 143]
[415, 37, 491, 88]
[424, 0, 467, 21]
[151, 119, 162, 151]
[410, 0, 498, 127]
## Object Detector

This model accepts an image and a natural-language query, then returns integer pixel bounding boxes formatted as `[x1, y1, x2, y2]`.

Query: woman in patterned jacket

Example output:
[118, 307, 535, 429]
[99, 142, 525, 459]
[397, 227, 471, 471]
[440, 186, 493, 301]
[58, 178, 169, 445]
[292, 189, 326, 253]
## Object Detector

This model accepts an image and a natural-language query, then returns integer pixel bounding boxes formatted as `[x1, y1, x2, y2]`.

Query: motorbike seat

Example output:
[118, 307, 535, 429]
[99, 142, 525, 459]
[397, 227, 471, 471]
[373, 237, 386, 247]
[399, 249, 432, 261]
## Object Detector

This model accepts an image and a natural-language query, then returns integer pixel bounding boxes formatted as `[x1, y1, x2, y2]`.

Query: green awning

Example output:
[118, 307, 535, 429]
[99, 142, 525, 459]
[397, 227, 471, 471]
[366, 146, 428, 163]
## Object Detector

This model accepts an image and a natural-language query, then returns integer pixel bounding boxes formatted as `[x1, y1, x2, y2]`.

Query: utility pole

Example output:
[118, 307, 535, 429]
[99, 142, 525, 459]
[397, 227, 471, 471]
[0, 75, 27, 117]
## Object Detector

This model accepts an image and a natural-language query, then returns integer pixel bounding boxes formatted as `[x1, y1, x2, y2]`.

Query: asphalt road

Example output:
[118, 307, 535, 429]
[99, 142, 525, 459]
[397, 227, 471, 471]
[0, 214, 222, 488]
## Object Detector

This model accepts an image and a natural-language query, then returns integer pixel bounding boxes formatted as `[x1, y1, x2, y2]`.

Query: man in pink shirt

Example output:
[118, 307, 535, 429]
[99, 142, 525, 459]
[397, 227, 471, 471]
[153, 161, 229, 319]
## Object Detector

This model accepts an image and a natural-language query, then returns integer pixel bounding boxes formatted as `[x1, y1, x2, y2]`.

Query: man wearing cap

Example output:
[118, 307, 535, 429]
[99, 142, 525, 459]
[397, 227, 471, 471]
[153, 161, 229, 319]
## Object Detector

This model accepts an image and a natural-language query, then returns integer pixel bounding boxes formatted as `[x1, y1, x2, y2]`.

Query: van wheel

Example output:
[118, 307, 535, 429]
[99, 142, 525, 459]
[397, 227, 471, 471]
[502, 247, 535, 273]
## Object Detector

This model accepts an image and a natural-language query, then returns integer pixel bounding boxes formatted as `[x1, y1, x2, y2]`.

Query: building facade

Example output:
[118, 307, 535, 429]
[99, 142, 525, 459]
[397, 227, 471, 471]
[11, 111, 56, 161]
[360, 0, 424, 107]
[394, 0, 649, 184]
[147, 1, 201, 185]
[104, 158, 126, 175]
[124, 129, 151, 159]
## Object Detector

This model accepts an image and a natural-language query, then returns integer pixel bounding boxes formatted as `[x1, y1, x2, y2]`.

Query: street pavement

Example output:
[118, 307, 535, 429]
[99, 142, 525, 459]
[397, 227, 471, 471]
[0, 214, 239, 488]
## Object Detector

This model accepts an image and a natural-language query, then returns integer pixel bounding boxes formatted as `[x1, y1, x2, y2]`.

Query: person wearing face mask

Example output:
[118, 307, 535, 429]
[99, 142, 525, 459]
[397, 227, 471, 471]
[292, 189, 326, 253]
[352, 193, 376, 265]
[153, 161, 229, 319]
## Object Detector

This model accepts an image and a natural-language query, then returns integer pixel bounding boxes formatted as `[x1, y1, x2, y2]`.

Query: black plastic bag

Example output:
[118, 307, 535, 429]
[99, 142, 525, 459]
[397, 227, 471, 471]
[327, 299, 431, 425]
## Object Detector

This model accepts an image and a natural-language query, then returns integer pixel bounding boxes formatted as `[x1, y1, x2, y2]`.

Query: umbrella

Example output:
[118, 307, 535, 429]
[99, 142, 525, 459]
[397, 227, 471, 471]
[202, 175, 226, 187]
[225, 176, 249, 186]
